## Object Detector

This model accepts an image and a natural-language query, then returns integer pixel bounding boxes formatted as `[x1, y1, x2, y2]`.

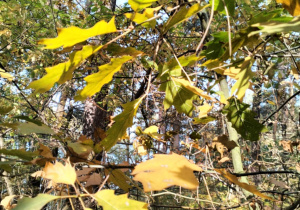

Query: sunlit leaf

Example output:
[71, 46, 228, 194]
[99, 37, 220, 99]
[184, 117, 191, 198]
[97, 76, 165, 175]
[128, 0, 156, 11]
[132, 153, 202, 192]
[0, 69, 14, 81]
[98, 96, 144, 151]
[222, 98, 268, 141]
[163, 4, 209, 33]
[31, 159, 76, 185]
[38, 18, 116, 49]
[13, 194, 60, 210]
[276, 0, 300, 16]
[28, 45, 102, 93]
[75, 56, 132, 101]
[212, 134, 237, 151]
[215, 169, 275, 200]
[125, 7, 161, 28]
[0, 195, 16, 210]
[0, 148, 38, 160]
[94, 189, 147, 209]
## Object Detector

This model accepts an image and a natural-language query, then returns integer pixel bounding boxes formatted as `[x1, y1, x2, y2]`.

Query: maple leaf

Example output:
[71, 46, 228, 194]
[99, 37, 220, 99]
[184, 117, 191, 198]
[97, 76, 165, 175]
[75, 56, 132, 101]
[97, 96, 144, 151]
[94, 189, 147, 209]
[38, 17, 116, 49]
[28, 45, 102, 93]
[31, 159, 76, 185]
[132, 153, 202, 192]
[215, 169, 275, 201]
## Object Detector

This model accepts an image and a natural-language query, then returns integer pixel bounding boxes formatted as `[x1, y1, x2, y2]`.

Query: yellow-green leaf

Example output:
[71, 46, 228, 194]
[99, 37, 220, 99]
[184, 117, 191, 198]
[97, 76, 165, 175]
[94, 189, 147, 209]
[163, 4, 209, 33]
[0, 69, 14, 81]
[0, 148, 38, 160]
[1, 122, 55, 135]
[229, 57, 254, 100]
[128, 0, 156, 11]
[75, 56, 132, 101]
[98, 96, 144, 151]
[28, 45, 102, 93]
[13, 194, 60, 210]
[105, 169, 132, 192]
[106, 44, 144, 57]
[38, 17, 116, 49]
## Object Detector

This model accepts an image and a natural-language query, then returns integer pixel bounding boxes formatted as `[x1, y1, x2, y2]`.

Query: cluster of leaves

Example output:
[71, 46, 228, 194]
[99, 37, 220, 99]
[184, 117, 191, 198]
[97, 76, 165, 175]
[0, 0, 299, 209]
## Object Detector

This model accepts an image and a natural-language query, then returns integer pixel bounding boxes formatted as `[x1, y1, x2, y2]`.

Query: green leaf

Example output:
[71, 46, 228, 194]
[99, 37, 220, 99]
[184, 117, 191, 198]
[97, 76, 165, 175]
[94, 189, 147, 209]
[38, 17, 116, 49]
[13, 194, 60, 210]
[249, 16, 300, 36]
[212, 0, 235, 16]
[0, 161, 14, 172]
[229, 57, 254, 100]
[222, 98, 268, 141]
[27, 45, 102, 93]
[105, 169, 132, 192]
[193, 116, 216, 124]
[0, 149, 38, 160]
[75, 56, 132, 101]
[1, 122, 54, 135]
[13, 116, 43, 126]
[98, 96, 144, 151]
[163, 4, 209, 33]
[201, 32, 231, 59]
[158, 55, 200, 116]
[0, 105, 13, 115]
[128, 0, 156, 11]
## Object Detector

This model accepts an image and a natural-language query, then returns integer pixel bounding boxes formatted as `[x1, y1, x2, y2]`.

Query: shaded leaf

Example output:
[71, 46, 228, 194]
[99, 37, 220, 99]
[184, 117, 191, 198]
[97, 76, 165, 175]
[163, 4, 209, 33]
[13, 116, 42, 126]
[1, 122, 54, 135]
[94, 189, 147, 209]
[13, 194, 60, 210]
[212, 0, 235, 16]
[38, 144, 54, 159]
[105, 169, 132, 192]
[132, 153, 202, 192]
[98, 96, 144, 151]
[215, 169, 275, 200]
[75, 56, 132, 101]
[38, 18, 116, 49]
[106, 44, 143, 57]
[213, 134, 237, 151]
[222, 98, 268, 141]
[28, 45, 102, 93]
[85, 173, 102, 188]
[0, 105, 13, 115]
[0, 149, 38, 161]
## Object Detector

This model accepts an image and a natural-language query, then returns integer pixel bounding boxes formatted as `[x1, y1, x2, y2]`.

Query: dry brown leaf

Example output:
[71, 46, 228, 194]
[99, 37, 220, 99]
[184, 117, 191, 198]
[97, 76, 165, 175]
[215, 169, 275, 201]
[38, 144, 54, 159]
[212, 142, 225, 158]
[76, 168, 95, 176]
[77, 174, 90, 182]
[85, 173, 102, 188]
[270, 178, 290, 189]
[181, 141, 206, 153]
[279, 140, 294, 152]
[31, 159, 76, 185]
[213, 135, 237, 151]
[0, 195, 15, 210]
[296, 164, 300, 172]
[132, 153, 202, 192]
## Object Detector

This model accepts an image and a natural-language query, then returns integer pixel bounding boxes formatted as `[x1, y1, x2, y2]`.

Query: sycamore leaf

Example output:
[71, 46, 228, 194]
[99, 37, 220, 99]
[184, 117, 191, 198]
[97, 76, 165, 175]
[94, 189, 147, 209]
[193, 103, 215, 124]
[158, 55, 200, 116]
[38, 144, 54, 159]
[276, 0, 300, 16]
[13, 116, 43, 126]
[222, 98, 268, 141]
[212, 0, 235, 16]
[0, 69, 14, 81]
[193, 116, 215, 124]
[215, 169, 275, 201]
[31, 159, 76, 185]
[0, 161, 15, 172]
[249, 16, 300, 37]
[128, 0, 156, 11]
[1, 122, 54, 135]
[85, 173, 102, 188]
[28, 45, 102, 93]
[98, 96, 144, 151]
[38, 18, 116, 49]
[0, 105, 13, 115]
[1, 195, 16, 210]
[105, 169, 132, 192]
[125, 7, 161, 28]
[132, 153, 202, 192]
[229, 57, 254, 100]
[0, 148, 38, 161]
[13, 194, 60, 210]
[171, 77, 214, 100]
[75, 56, 132, 101]
[106, 44, 143, 57]
[163, 4, 209, 33]
[136, 125, 163, 140]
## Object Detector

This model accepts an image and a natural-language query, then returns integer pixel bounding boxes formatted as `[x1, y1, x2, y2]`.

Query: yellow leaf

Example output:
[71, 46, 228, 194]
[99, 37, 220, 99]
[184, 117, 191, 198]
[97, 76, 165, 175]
[0, 195, 15, 210]
[132, 153, 202, 192]
[291, 66, 299, 79]
[267, 100, 276, 105]
[31, 159, 76, 185]
[28, 45, 102, 93]
[75, 56, 132, 101]
[128, 0, 156, 11]
[38, 17, 116, 49]
[276, 0, 300, 16]
[215, 169, 275, 201]
[94, 189, 147, 209]
[197, 103, 213, 118]
[125, 7, 161, 28]
[0, 69, 14, 82]
[171, 77, 214, 100]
